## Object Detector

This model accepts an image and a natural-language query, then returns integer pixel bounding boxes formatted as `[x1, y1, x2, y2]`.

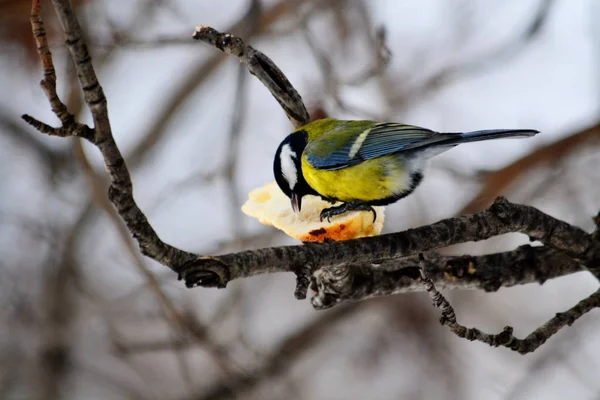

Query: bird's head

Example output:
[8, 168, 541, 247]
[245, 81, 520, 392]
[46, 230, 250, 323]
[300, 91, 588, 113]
[273, 130, 316, 213]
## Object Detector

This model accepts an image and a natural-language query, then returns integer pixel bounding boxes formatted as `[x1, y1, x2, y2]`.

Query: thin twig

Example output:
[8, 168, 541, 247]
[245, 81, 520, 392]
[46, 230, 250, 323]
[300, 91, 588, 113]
[418, 254, 600, 354]
[193, 25, 310, 128]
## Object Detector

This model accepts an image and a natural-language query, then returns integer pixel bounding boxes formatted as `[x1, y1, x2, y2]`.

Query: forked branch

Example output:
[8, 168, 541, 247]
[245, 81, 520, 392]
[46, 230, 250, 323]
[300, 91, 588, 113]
[418, 254, 600, 354]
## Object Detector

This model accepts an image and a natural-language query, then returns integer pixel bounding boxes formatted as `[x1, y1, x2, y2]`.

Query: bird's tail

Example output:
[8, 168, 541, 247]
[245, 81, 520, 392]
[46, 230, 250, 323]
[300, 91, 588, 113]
[446, 129, 539, 144]
[413, 129, 539, 160]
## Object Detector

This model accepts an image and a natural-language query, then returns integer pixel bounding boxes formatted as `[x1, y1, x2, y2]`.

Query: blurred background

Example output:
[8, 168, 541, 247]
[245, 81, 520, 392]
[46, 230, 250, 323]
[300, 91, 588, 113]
[1, 0, 600, 398]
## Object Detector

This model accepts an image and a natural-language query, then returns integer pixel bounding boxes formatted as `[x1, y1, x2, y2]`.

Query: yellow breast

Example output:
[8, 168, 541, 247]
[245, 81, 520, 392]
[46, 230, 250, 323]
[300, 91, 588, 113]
[301, 155, 409, 203]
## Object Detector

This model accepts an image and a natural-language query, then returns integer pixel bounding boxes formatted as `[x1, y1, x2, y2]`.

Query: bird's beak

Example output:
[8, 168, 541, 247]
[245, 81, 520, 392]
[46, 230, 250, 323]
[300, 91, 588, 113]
[291, 192, 302, 213]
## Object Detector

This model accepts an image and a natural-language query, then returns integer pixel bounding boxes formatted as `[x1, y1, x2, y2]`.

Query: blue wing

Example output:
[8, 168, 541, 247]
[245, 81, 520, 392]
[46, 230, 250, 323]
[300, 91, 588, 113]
[305, 123, 444, 170]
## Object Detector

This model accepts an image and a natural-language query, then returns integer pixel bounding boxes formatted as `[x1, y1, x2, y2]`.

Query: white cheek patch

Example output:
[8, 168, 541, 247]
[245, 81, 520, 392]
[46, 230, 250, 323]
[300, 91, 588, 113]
[280, 144, 298, 190]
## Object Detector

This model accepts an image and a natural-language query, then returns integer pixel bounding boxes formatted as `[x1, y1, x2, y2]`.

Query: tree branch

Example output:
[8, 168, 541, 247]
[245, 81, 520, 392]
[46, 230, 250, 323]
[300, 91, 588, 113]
[310, 245, 583, 309]
[418, 254, 600, 354]
[23, 0, 197, 274]
[181, 197, 600, 288]
[192, 25, 310, 128]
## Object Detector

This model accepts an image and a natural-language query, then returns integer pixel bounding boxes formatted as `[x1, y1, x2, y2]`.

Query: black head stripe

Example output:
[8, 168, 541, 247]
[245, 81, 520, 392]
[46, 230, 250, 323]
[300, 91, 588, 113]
[273, 130, 318, 200]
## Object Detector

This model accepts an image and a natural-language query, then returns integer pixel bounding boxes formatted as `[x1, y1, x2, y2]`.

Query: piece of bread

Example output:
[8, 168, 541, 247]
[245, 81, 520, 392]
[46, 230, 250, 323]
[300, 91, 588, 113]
[241, 182, 385, 242]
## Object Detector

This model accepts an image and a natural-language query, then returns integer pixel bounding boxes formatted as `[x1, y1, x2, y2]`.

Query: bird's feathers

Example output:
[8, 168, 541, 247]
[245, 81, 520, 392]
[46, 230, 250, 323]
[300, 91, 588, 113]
[305, 122, 438, 170]
[302, 120, 538, 171]
[450, 129, 538, 142]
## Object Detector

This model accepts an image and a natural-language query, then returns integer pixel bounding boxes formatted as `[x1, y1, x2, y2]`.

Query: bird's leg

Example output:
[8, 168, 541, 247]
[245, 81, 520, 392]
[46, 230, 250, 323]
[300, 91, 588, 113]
[320, 200, 377, 223]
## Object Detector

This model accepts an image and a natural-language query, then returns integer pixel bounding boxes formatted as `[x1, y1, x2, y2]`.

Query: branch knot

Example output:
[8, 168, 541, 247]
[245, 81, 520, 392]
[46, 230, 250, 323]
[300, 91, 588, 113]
[311, 264, 354, 309]
[178, 256, 231, 289]
[488, 196, 512, 221]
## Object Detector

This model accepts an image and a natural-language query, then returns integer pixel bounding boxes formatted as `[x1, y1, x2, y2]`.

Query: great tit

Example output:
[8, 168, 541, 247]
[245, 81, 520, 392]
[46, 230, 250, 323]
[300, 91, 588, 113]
[273, 118, 538, 221]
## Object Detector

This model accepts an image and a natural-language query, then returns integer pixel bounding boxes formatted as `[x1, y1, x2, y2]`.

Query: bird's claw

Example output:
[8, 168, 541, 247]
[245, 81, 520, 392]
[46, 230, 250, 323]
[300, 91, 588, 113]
[319, 201, 377, 223]
[319, 208, 334, 222]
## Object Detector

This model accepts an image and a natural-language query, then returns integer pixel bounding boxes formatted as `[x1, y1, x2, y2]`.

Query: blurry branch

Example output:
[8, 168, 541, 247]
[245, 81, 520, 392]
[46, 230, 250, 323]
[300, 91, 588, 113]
[124, 38, 219, 170]
[192, 25, 309, 128]
[390, 0, 554, 107]
[224, 64, 248, 237]
[90, 0, 177, 65]
[222, 1, 261, 238]
[195, 302, 361, 400]
[418, 254, 599, 354]
[504, 325, 586, 398]
[37, 202, 91, 399]
[21, 0, 599, 356]
[71, 140, 234, 377]
[126, 0, 305, 170]
[0, 108, 71, 179]
[344, 26, 392, 86]
[88, 0, 299, 50]
[428, 0, 553, 83]
[461, 121, 600, 214]
[299, 0, 550, 118]
[73, 361, 148, 400]
[143, 4, 309, 213]
[91, 34, 202, 48]
[71, 138, 182, 327]
[296, 0, 392, 117]
[94, 0, 187, 50]
[302, 21, 390, 119]
[115, 338, 194, 355]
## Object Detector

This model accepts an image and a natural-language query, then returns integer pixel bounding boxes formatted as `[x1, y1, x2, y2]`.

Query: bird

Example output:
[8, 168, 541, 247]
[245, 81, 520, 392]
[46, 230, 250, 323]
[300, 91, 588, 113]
[273, 118, 539, 222]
